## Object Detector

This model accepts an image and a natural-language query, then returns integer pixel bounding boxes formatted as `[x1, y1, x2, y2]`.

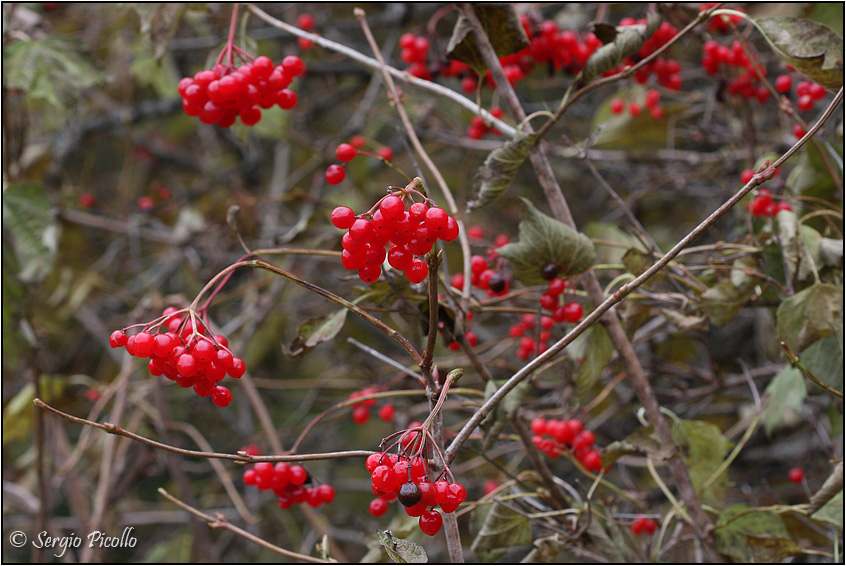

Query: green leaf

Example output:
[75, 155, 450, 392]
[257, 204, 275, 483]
[130, 50, 180, 99]
[572, 324, 613, 405]
[622, 247, 652, 277]
[581, 13, 661, 83]
[591, 94, 688, 152]
[762, 365, 806, 435]
[800, 331, 844, 394]
[470, 502, 532, 563]
[2, 182, 60, 283]
[787, 144, 838, 212]
[377, 530, 428, 564]
[777, 283, 843, 352]
[3, 377, 67, 445]
[468, 132, 538, 210]
[715, 504, 789, 563]
[811, 490, 843, 528]
[671, 419, 733, 507]
[699, 257, 759, 325]
[756, 17, 844, 91]
[496, 199, 595, 285]
[3, 37, 104, 110]
[285, 309, 348, 358]
[746, 534, 804, 563]
[776, 209, 822, 282]
[446, 5, 529, 77]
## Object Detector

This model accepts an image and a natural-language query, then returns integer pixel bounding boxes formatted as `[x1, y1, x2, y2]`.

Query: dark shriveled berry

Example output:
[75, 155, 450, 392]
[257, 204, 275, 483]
[398, 482, 422, 507]
[488, 273, 506, 294]
[541, 263, 560, 281]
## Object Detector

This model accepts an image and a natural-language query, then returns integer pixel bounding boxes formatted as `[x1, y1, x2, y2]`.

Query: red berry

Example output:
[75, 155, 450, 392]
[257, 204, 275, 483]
[281, 55, 305, 76]
[379, 195, 405, 220]
[228, 357, 246, 378]
[289, 465, 308, 485]
[378, 403, 396, 422]
[325, 164, 346, 185]
[109, 330, 128, 348]
[788, 467, 805, 484]
[629, 102, 641, 117]
[352, 405, 370, 424]
[366, 453, 383, 473]
[296, 13, 315, 31]
[335, 143, 357, 162]
[419, 509, 443, 536]
[212, 385, 232, 407]
[610, 98, 624, 114]
[405, 258, 428, 284]
[377, 146, 394, 161]
[560, 302, 583, 323]
[774, 201, 793, 213]
[369, 497, 388, 516]
[793, 124, 806, 139]
[774, 74, 792, 93]
[317, 484, 335, 504]
[797, 94, 813, 112]
[740, 168, 755, 185]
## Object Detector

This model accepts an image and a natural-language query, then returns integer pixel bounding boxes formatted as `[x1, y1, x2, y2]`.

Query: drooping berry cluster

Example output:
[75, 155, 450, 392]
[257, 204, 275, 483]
[242, 461, 335, 509]
[611, 88, 665, 120]
[365, 450, 467, 537]
[630, 516, 658, 536]
[701, 39, 770, 103]
[330, 191, 459, 284]
[109, 307, 245, 407]
[530, 416, 603, 473]
[348, 387, 396, 425]
[774, 74, 829, 113]
[178, 55, 304, 127]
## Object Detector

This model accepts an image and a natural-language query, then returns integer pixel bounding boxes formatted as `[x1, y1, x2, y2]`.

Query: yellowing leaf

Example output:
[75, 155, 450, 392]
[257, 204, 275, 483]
[756, 17, 844, 91]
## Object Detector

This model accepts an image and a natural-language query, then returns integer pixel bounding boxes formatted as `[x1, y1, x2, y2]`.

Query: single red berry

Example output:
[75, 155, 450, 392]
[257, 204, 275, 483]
[243, 468, 257, 486]
[740, 168, 755, 185]
[281, 55, 305, 76]
[296, 13, 315, 31]
[788, 467, 805, 484]
[377, 146, 394, 161]
[629, 102, 641, 117]
[378, 404, 396, 422]
[774, 73, 792, 93]
[631, 518, 645, 536]
[317, 484, 335, 504]
[335, 143, 357, 162]
[366, 453, 383, 473]
[109, 330, 128, 348]
[289, 464, 308, 486]
[228, 357, 246, 378]
[610, 98, 624, 114]
[79, 192, 97, 208]
[419, 510, 443, 536]
[561, 302, 584, 323]
[793, 124, 806, 139]
[212, 385, 232, 407]
[539, 292, 558, 311]
[774, 201, 793, 213]
[405, 258, 428, 284]
[369, 497, 388, 517]
[325, 164, 346, 185]
[352, 405, 370, 424]
[643, 518, 657, 534]
[797, 94, 814, 112]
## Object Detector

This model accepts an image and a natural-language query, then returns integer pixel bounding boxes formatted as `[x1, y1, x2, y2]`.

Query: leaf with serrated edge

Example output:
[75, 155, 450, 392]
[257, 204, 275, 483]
[468, 132, 538, 210]
[496, 198, 595, 285]
[2, 183, 60, 283]
[756, 17, 844, 90]
[671, 419, 733, 507]
[377, 530, 427, 564]
[447, 5, 528, 77]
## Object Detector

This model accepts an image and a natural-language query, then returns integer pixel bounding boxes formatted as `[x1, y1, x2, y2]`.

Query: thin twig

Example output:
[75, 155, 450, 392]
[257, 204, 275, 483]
[157, 488, 332, 563]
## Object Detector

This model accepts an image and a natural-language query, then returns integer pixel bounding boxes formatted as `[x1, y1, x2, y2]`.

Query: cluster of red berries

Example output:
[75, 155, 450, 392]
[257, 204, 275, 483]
[366, 450, 467, 536]
[774, 73, 828, 113]
[701, 40, 770, 103]
[604, 19, 682, 91]
[630, 516, 658, 536]
[466, 107, 505, 139]
[330, 194, 459, 284]
[530, 416, 603, 473]
[747, 188, 791, 217]
[450, 252, 512, 297]
[398, 32, 439, 80]
[611, 88, 664, 120]
[177, 55, 304, 127]
[242, 461, 335, 509]
[348, 387, 397, 425]
[324, 140, 395, 185]
[109, 308, 245, 407]
[700, 3, 745, 33]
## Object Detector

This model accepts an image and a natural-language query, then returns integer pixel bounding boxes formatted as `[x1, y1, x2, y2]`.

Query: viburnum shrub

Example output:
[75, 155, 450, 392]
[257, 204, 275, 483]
[15, 3, 843, 564]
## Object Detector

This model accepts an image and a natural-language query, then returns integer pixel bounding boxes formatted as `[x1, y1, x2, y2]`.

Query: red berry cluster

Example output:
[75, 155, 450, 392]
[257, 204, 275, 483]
[450, 252, 511, 298]
[330, 193, 459, 284]
[177, 55, 304, 127]
[530, 416, 603, 473]
[604, 19, 681, 91]
[398, 32, 436, 80]
[701, 40, 770, 103]
[775, 74, 828, 113]
[467, 107, 505, 139]
[748, 188, 791, 217]
[611, 88, 665, 120]
[243, 461, 335, 509]
[700, 3, 745, 33]
[348, 387, 396, 424]
[366, 451, 467, 536]
[630, 516, 658, 536]
[109, 308, 245, 407]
